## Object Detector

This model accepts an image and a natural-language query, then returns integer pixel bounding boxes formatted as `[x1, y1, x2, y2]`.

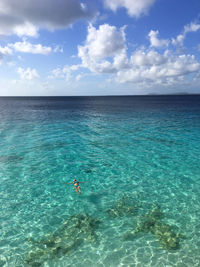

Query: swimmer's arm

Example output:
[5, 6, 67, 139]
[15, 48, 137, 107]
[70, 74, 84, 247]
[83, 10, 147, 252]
[63, 181, 88, 184]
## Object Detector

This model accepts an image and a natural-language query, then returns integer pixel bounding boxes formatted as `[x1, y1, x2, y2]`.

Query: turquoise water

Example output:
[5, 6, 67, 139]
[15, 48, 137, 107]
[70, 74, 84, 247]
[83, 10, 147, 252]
[0, 96, 200, 267]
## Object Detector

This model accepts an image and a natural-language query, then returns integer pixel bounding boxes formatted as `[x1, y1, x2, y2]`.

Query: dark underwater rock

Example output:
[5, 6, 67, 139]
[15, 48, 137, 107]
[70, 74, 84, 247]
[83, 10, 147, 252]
[123, 205, 184, 250]
[107, 194, 139, 218]
[0, 259, 6, 267]
[25, 213, 100, 266]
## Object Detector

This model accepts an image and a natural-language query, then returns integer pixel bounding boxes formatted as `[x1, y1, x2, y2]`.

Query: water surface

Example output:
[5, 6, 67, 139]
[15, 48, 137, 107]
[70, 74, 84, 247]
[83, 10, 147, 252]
[0, 96, 200, 267]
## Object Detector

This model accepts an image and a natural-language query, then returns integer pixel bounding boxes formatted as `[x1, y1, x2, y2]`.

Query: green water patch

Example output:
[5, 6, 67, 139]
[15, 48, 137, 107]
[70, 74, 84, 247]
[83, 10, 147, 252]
[123, 204, 184, 250]
[25, 213, 100, 266]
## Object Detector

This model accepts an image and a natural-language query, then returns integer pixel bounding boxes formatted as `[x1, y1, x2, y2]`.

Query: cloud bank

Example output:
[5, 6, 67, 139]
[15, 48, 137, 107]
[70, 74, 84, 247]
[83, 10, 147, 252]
[0, 0, 95, 37]
[71, 23, 200, 88]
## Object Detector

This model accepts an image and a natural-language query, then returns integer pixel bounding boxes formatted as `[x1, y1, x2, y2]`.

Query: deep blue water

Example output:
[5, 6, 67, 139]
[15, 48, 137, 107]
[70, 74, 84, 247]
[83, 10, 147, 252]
[0, 95, 200, 267]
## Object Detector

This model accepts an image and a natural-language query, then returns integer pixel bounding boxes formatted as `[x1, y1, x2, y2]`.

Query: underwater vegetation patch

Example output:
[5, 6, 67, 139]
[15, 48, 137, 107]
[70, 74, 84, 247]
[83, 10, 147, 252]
[106, 194, 139, 218]
[124, 204, 184, 250]
[25, 213, 100, 266]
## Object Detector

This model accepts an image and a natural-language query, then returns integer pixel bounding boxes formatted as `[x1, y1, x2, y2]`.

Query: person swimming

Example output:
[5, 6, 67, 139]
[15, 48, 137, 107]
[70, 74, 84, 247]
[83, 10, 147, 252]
[73, 179, 81, 194]
[63, 179, 88, 194]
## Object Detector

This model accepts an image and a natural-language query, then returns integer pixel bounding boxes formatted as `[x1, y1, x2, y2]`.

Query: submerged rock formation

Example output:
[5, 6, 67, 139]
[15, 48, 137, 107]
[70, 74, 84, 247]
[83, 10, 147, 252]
[25, 213, 100, 266]
[124, 205, 184, 250]
[107, 194, 139, 217]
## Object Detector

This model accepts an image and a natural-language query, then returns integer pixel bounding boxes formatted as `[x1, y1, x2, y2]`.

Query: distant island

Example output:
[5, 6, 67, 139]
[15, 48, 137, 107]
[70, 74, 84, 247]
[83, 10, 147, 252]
[147, 92, 199, 96]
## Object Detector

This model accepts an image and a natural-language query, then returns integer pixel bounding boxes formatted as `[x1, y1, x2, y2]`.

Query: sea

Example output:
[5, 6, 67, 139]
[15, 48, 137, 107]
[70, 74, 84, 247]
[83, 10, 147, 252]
[0, 95, 200, 267]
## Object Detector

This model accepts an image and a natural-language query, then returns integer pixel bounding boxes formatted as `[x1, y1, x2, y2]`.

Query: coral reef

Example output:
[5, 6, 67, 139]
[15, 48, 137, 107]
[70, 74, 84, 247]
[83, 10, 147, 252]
[25, 213, 100, 266]
[107, 194, 139, 217]
[124, 205, 184, 250]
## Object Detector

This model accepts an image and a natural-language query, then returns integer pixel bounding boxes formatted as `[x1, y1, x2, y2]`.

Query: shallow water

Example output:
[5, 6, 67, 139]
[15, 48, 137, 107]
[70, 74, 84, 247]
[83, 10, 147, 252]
[0, 96, 200, 267]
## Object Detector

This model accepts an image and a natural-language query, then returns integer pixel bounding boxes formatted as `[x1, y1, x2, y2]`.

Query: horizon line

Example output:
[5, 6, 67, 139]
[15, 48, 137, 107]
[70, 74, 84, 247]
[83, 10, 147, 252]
[0, 93, 200, 98]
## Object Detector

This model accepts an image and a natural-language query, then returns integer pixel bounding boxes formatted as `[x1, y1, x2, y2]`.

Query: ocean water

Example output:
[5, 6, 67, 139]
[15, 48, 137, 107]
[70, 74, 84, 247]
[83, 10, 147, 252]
[0, 95, 200, 267]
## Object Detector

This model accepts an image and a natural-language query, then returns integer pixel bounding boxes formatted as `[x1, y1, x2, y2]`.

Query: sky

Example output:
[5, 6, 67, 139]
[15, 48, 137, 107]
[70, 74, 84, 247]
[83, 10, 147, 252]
[0, 0, 200, 96]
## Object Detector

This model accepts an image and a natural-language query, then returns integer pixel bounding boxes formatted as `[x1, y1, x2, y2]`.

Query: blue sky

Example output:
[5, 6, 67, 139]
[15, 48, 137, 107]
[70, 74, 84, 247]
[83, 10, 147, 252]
[0, 0, 200, 96]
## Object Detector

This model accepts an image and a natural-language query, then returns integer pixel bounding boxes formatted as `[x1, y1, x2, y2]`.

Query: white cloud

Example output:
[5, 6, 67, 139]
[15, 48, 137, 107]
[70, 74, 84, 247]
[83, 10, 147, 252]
[116, 52, 200, 84]
[172, 22, 200, 46]
[148, 30, 169, 48]
[17, 67, 39, 80]
[104, 0, 156, 18]
[78, 24, 127, 73]
[83, 24, 125, 59]
[78, 25, 200, 86]
[53, 45, 63, 53]
[50, 68, 65, 79]
[13, 22, 38, 37]
[0, 0, 95, 37]
[49, 65, 81, 81]
[0, 45, 12, 55]
[172, 34, 184, 46]
[184, 22, 200, 34]
[0, 45, 12, 63]
[131, 50, 166, 66]
[50, 23, 200, 90]
[9, 41, 52, 55]
[113, 50, 129, 69]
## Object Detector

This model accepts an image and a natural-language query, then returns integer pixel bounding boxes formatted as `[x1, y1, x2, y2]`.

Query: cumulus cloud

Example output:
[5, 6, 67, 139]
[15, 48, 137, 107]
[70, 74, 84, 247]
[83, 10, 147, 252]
[50, 23, 129, 81]
[116, 51, 200, 84]
[148, 30, 169, 48]
[0, 0, 95, 37]
[78, 25, 200, 85]
[82, 24, 126, 59]
[17, 67, 39, 80]
[131, 50, 166, 66]
[78, 24, 127, 73]
[50, 23, 200, 89]
[104, 0, 156, 18]
[172, 22, 200, 46]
